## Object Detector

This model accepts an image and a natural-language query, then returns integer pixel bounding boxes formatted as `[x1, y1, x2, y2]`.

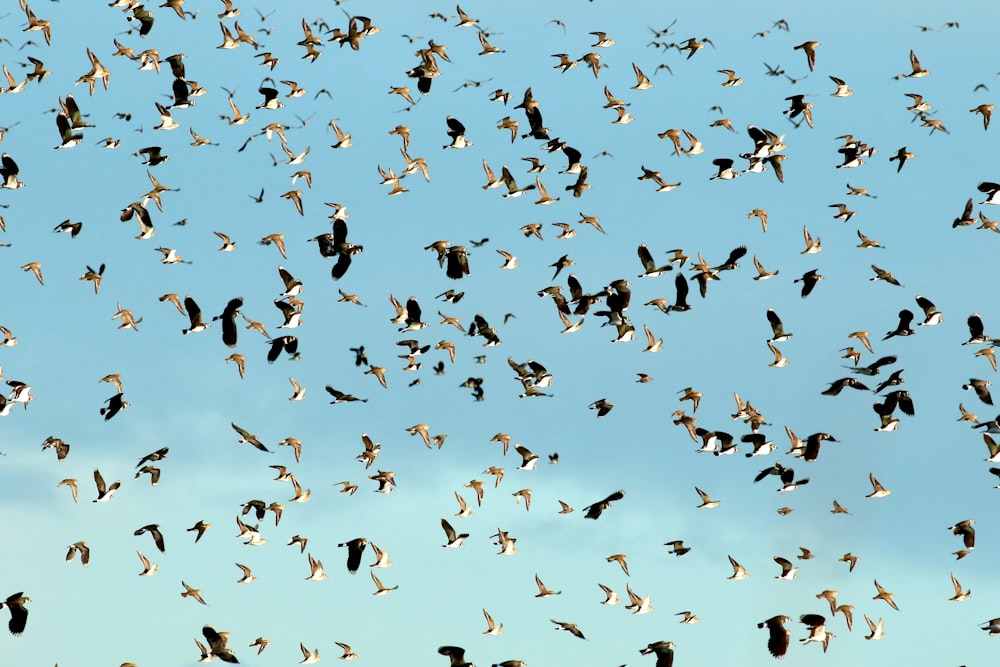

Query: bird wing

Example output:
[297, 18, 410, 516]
[968, 314, 985, 339]
[441, 517, 457, 542]
[446, 116, 466, 136]
[766, 309, 783, 336]
[637, 244, 655, 271]
[767, 621, 789, 657]
[184, 297, 202, 326]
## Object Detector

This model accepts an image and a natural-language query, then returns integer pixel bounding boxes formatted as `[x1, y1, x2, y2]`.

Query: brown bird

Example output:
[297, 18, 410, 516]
[747, 208, 768, 232]
[551, 619, 586, 639]
[20, 262, 43, 285]
[971, 103, 994, 130]
[66, 540, 90, 566]
[870, 265, 903, 286]
[949, 572, 971, 602]
[258, 234, 288, 259]
[849, 331, 874, 354]
[900, 49, 929, 78]
[249, 637, 270, 655]
[606, 553, 630, 576]
[975, 348, 998, 372]
[678, 387, 702, 412]
[281, 189, 304, 216]
[857, 229, 884, 249]
[79, 264, 105, 293]
[225, 353, 245, 378]
[512, 488, 532, 511]
[57, 478, 78, 502]
[181, 581, 207, 605]
[158, 293, 186, 315]
[872, 579, 899, 610]
[888, 147, 914, 172]
[718, 68, 742, 87]
[187, 520, 212, 543]
[794, 41, 820, 70]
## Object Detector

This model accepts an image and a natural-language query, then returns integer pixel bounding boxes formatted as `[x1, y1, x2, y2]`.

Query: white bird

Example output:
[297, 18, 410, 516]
[299, 642, 320, 664]
[441, 517, 468, 548]
[949, 572, 970, 601]
[864, 614, 885, 640]
[624, 582, 653, 614]
[598, 583, 620, 605]
[305, 553, 327, 581]
[867, 472, 892, 498]
[773, 556, 798, 580]
[497, 249, 518, 269]
[136, 550, 157, 576]
[482, 608, 502, 635]
[727, 554, 749, 580]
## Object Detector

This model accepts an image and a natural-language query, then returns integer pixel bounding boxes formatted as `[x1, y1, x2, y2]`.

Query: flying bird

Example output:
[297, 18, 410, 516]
[187, 521, 212, 543]
[304, 553, 327, 581]
[134, 524, 165, 552]
[213, 297, 243, 347]
[766, 309, 792, 343]
[794, 40, 820, 70]
[773, 556, 798, 580]
[92, 468, 120, 502]
[883, 309, 915, 340]
[948, 519, 976, 550]
[338, 537, 367, 573]
[794, 269, 823, 297]
[438, 645, 473, 667]
[441, 517, 469, 548]
[949, 572, 971, 602]
[181, 581, 207, 605]
[551, 619, 586, 640]
[872, 579, 899, 610]
[963, 379, 993, 405]
[136, 549, 157, 576]
[231, 422, 270, 452]
[758, 615, 790, 657]
[864, 614, 885, 640]
[444, 116, 472, 149]
[900, 49, 929, 78]
[1, 592, 29, 636]
[640, 641, 675, 666]
[57, 477, 78, 502]
[481, 607, 502, 635]
[202, 625, 238, 663]
[65, 540, 90, 567]
[583, 489, 625, 519]
[598, 583, 620, 605]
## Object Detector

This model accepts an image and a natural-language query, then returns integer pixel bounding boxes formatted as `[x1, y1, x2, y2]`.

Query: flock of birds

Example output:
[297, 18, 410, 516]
[2, 1, 1000, 666]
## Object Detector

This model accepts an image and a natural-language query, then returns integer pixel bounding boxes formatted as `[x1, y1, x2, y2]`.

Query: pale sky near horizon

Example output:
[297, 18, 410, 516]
[1, 1, 999, 665]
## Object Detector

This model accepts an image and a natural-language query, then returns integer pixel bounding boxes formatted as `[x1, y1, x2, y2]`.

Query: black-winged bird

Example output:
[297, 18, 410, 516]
[338, 537, 368, 573]
[883, 309, 915, 340]
[214, 297, 243, 348]
[267, 335, 298, 362]
[583, 489, 625, 519]
[1, 592, 29, 635]
[794, 269, 822, 297]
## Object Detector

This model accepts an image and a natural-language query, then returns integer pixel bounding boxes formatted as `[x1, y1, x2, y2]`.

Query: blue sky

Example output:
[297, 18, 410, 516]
[1, 1, 999, 665]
